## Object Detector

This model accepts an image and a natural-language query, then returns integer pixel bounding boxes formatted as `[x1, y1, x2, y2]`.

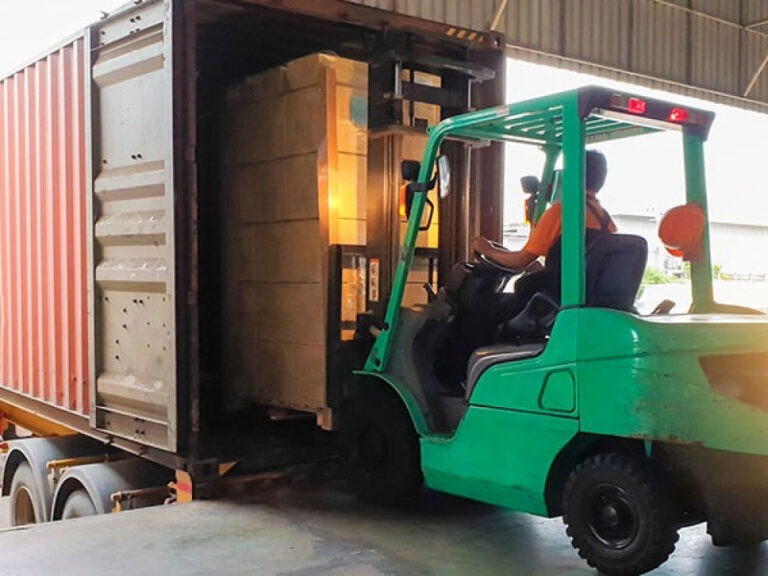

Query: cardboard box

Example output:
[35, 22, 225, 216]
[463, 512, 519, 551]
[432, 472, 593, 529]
[219, 54, 369, 424]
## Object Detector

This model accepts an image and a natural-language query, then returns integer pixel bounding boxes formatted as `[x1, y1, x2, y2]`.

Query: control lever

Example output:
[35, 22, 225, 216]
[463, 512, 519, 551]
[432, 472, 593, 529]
[423, 283, 437, 303]
[651, 299, 676, 315]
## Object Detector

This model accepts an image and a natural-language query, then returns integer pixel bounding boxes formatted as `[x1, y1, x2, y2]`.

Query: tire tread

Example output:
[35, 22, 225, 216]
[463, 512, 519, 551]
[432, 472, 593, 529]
[562, 452, 678, 576]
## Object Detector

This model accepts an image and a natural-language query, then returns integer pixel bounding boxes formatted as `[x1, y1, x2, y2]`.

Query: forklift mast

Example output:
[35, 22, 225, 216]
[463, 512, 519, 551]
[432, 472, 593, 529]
[364, 30, 502, 320]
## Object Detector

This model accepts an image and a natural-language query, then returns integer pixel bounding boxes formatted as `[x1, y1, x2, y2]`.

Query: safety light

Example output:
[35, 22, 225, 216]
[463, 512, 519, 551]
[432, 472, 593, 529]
[627, 97, 647, 114]
[399, 184, 408, 218]
[668, 107, 689, 123]
[610, 94, 647, 115]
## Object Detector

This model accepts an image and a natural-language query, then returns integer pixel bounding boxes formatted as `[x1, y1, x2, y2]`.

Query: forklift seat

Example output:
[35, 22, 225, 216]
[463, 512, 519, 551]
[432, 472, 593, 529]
[464, 342, 545, 400]
[585, 233, 648, 312]
[465, 233, 648, 400]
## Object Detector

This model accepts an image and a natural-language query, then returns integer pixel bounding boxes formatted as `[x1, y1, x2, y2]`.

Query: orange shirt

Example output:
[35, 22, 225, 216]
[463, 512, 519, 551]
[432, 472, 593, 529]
[523, 198, 616, 257]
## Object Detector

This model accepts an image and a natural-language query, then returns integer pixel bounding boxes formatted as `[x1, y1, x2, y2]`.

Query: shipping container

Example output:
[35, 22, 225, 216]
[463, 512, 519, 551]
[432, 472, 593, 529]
[0, 0, 504, 523]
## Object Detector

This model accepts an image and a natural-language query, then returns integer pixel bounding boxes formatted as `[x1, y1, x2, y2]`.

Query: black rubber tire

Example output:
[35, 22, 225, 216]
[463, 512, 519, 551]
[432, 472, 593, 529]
[61, 489, 98, 520]
[9, 462, 42, 527]
[562, 453, 679, 576]
[342, 387, 423, 506]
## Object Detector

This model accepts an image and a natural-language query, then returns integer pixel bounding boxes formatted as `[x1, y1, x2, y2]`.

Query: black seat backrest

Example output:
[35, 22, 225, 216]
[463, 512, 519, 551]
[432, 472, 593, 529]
[538, 228, 608, 301]
[585, 233, 648, 311]
[542, 231, 647, 311]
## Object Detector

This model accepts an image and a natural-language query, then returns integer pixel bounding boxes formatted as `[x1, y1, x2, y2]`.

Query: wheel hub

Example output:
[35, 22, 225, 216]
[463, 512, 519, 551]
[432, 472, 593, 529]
[587, 484, 639, 550]
[14, 486, 36, 526]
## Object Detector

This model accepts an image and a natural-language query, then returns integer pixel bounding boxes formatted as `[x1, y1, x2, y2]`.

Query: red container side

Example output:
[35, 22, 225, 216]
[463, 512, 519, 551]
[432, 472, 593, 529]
[0, 38, 89, 416]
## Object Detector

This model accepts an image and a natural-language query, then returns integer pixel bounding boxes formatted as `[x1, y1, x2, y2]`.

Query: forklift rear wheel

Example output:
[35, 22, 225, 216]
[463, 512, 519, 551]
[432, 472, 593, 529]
[342, 387, 423, 506]
[562, 453, 679, 576]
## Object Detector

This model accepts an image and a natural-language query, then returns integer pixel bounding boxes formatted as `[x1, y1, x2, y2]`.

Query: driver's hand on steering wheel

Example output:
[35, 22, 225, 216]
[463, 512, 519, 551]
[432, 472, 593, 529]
[470, 236, 493, 259]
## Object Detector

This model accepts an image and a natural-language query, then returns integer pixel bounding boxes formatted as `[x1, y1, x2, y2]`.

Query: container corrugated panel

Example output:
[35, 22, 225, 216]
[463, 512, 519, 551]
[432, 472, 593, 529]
[0, 38, 89, 415]
[89, 0, 178, 452]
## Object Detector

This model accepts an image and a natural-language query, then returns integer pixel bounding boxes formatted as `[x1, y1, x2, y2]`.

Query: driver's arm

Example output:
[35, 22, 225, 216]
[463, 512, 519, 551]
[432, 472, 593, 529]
[471, 203, 560, 270]
[471, 237, 538, 271]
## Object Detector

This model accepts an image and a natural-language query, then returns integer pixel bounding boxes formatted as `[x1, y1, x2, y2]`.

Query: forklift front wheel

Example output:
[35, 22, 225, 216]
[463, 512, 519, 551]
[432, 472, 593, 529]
[341, 387, 423, 506]
[562, 453, 679, 576]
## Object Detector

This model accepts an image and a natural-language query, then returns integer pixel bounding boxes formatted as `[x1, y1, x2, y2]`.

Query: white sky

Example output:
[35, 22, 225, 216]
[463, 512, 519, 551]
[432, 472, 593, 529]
[505, 59, 768, 227]
[0, 0, 125, 77]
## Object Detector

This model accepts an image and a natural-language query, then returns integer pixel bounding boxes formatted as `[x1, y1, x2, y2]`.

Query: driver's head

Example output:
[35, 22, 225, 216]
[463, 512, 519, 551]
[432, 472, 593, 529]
[586, 149, 607, 193]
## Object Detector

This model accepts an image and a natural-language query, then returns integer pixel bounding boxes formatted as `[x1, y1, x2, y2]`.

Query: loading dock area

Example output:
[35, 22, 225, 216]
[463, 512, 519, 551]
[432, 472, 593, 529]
[0, 1, 767, 574]
[1, 466, 766, 576]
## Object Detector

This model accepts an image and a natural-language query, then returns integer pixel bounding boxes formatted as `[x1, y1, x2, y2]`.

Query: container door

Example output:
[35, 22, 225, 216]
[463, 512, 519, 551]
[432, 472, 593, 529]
[88, 0, 178, 451]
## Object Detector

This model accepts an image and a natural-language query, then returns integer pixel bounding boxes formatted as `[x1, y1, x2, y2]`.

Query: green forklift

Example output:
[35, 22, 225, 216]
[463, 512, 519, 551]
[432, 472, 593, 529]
[342, 86, 768, 576]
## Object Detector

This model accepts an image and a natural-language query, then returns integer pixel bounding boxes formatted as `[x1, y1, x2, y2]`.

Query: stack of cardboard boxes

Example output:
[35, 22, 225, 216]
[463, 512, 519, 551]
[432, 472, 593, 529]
[219, 54, 368, 423]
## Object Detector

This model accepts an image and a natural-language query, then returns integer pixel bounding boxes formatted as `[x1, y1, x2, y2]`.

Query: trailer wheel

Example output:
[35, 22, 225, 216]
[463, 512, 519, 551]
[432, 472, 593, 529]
[61, 489, 98, 520]
[562, 453, 679, 576]
[9, 463, 42, 526]
[342, 387, 423, 506]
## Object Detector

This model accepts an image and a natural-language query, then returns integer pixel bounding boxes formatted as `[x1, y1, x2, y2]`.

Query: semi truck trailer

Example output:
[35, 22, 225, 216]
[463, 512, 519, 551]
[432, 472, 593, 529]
[0, 0, 504, 525]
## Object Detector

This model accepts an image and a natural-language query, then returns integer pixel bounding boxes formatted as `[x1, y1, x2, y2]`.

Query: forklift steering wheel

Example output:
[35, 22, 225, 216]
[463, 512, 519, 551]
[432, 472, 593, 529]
[476, 253, 521, 275]
[487, 240, 509, 252]
[471, 239, 520, 275]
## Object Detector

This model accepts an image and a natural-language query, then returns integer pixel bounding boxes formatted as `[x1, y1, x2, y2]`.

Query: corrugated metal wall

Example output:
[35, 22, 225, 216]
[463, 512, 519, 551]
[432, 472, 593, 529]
[351, 0, 768, 112]
[0, 38, 89, 415]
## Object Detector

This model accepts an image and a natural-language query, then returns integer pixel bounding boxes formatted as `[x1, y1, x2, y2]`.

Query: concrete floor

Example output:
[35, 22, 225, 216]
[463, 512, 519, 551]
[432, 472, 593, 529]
[0, 471, 767, 576]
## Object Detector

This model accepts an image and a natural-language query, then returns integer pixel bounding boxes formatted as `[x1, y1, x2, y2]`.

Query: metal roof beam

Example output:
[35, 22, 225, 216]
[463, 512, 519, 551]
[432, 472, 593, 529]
[745, 49, 768, 97]
[746, 17, 768, 31]
[650, 0, 768, 37]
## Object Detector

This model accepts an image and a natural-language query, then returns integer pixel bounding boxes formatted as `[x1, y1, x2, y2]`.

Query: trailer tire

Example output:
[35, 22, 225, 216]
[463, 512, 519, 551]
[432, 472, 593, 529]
[563, 453, 679, 576]
[342, 387, 423, 506]
[61, 489, 98, 520]
[9, 463, 43, 526]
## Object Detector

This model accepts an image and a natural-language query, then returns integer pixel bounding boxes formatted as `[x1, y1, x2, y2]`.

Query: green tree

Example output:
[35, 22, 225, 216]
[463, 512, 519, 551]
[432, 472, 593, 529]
[643, 267, 674, 285]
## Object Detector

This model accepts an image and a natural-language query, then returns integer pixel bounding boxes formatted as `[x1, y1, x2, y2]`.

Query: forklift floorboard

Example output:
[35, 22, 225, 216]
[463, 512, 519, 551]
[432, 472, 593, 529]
[1, 471, 766, 575]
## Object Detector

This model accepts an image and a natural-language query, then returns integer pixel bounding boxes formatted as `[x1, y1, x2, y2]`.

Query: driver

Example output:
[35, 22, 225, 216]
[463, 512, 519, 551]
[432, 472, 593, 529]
[471, 149, 616, 319]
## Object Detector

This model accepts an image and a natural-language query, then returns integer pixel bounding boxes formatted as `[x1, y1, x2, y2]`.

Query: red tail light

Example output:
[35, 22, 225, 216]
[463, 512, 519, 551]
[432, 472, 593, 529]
[627, 98, 647, 114]
[611, 94, 647, 115]
[668, 107, 690, 123]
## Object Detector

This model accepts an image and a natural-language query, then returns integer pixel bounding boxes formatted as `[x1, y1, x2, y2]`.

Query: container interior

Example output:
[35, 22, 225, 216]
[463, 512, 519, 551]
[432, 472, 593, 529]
[191, 1, 482, 452]
[195, 2, 381, 434]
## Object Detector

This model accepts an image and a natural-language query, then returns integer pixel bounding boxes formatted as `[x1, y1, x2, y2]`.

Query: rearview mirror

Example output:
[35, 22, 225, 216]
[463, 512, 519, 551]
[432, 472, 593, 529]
[520, 175, 540, 196]
[521, 175, 540, 223]
[550, 169, 563, 203]
[401, 160, 421, 181]
[437, 155, 451, 199]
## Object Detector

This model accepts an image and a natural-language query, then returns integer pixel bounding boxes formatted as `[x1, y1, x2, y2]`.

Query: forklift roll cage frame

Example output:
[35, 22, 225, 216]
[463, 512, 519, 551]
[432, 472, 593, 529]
[365, 85, 716, 374]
